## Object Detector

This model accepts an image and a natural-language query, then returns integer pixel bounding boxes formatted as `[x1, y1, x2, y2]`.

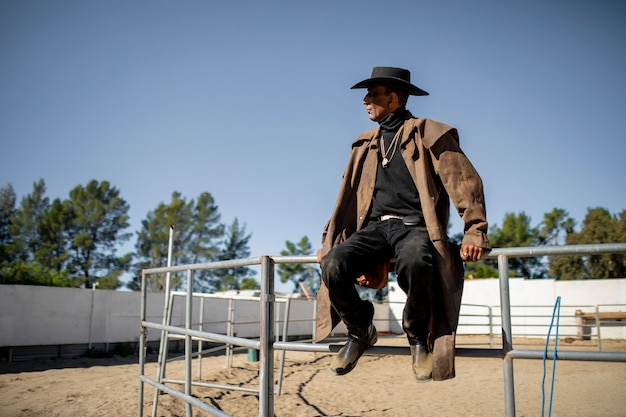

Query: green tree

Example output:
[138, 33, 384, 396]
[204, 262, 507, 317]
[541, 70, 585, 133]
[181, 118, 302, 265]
[0, 183, 16, 266]
[487, 212, 547, 279]
[464, 261, 499, 279]
[277, 236, 320, 294]
[187, 192, 225, 292]
[65, 180, 132, 289]
[39, 199, 71, 274]
[240, 277, 259, 290]
[537, 208, 576, 279]
[2, 260, 72, 286]
[212, 218, 257, 291]
[549, 207, 625, 279]
[2, 180, 73, 286]
[131, 193, 188, 292]
[8, 179, 49, 263]
[131, 191, 224, 292]
[539, 208, 576, 246]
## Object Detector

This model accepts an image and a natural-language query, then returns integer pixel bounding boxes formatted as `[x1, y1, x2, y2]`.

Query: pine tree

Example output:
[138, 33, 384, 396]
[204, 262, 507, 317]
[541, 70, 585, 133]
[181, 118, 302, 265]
[277, 236, 320, 294]
[65, 180, 132, 288]
[131, 191, 224, 292]
[212, 218, 257, 291]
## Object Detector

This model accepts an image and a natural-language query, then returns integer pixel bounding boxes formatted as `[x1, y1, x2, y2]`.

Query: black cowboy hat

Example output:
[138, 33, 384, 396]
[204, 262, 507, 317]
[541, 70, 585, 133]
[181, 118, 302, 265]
[351, 66, 429, 96]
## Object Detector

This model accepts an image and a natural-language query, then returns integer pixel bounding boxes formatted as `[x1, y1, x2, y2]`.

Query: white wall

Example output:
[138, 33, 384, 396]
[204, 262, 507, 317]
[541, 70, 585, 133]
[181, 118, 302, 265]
[1, 278, 625, 349]
[0, 285, 167, 346]
[0, 286, 317, 347]
[388, 278, 626, 339]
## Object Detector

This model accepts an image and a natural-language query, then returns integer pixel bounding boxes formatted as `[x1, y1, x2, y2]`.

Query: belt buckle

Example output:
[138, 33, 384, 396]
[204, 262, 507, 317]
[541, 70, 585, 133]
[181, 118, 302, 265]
[380, 214, 402, 221]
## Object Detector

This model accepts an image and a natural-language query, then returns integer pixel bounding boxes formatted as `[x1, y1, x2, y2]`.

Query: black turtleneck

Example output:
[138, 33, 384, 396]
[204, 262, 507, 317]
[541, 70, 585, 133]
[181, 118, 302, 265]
[369, 108, 424, 221]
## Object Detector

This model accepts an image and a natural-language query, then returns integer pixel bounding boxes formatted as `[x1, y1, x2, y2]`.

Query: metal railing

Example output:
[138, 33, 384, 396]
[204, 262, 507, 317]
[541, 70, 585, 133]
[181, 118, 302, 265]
[138, 243, 626, 417]
[144, 293, 625, 410]
[155, 291, 315, 397]
[456, 302, 626, 350]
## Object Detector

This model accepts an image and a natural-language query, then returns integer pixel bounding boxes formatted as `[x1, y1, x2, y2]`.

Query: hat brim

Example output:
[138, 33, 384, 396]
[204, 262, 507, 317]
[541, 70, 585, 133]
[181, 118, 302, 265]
[350, 77, 429, 96]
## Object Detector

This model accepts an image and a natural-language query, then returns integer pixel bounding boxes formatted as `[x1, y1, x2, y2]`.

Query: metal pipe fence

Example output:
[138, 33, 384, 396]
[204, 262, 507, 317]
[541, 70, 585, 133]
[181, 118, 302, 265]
[142, 290, 625, 407]
[138, 243, 626, 417]
[457, 302, 626, 350]
[145, 289, 319, 409]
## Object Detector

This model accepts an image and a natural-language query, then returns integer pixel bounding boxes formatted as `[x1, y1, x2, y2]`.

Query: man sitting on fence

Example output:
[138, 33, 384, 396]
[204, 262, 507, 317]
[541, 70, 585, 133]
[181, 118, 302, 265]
[315, 66, 489, 382]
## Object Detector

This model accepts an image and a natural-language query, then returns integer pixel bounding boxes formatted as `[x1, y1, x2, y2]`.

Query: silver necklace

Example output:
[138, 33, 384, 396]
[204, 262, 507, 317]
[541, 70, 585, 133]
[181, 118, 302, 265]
[380, 127, 403, 168]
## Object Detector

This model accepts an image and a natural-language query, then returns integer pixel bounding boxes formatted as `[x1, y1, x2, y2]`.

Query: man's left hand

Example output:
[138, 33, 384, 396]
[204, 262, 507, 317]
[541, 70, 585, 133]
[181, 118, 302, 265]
[460, 244, 484, 262]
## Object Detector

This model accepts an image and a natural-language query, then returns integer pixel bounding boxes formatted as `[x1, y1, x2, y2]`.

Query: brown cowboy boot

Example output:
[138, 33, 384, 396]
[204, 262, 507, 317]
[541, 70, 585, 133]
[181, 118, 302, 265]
[330, 323, 377, 375]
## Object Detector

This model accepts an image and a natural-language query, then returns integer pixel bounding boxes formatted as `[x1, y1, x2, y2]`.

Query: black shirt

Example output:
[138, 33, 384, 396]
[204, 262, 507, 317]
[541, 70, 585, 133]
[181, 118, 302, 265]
[369, 108, 424, 221]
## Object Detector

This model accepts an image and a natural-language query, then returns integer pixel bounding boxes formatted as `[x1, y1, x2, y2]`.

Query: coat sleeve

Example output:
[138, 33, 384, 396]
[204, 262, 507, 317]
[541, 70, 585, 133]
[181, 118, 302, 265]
[428, 131, 490, 249]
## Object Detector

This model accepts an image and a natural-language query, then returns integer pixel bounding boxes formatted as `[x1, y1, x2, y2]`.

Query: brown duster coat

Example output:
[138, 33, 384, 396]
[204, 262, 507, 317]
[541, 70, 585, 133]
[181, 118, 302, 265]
[316, 114, 489, 380]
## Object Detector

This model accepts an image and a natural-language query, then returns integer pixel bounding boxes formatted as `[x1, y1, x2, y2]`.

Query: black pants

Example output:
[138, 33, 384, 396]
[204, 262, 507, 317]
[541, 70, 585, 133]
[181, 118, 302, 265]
[321, 219, 434, 341]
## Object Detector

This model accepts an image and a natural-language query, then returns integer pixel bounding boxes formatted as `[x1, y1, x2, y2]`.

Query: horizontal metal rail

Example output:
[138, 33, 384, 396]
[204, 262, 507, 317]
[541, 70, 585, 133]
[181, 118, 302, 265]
[144, 256, 263, 275]
[271, 243, 626, 263]
[507, 349, 626, 362]
[140, 243, 626, 274]
[141, 321, 261, 350]
[139, 375, 231, 417]
[272, 342, 626, 362]
[162, 377, 262, 394]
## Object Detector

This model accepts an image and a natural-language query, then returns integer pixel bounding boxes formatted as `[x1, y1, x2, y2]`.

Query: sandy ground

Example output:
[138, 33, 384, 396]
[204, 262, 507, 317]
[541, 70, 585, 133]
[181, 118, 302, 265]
[1, 336, 625, 417]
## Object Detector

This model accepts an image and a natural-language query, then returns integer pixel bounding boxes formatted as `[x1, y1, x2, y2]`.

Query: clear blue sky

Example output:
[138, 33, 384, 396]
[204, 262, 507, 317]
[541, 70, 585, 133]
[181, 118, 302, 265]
[2, 1, 625, 291]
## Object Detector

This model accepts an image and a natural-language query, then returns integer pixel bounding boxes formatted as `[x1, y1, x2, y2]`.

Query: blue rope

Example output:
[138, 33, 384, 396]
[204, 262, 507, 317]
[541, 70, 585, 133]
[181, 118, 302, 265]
[542, 296, 561, 417]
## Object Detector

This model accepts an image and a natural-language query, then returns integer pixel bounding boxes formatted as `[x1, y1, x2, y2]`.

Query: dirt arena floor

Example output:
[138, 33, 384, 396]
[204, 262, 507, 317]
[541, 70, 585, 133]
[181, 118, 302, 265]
[1, 335, 625, 417]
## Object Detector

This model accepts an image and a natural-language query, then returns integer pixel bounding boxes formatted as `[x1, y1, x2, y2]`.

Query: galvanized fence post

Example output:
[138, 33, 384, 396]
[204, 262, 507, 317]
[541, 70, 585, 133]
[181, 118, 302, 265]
[259, 256, 275, 417]
[498, 254, 516, 417]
